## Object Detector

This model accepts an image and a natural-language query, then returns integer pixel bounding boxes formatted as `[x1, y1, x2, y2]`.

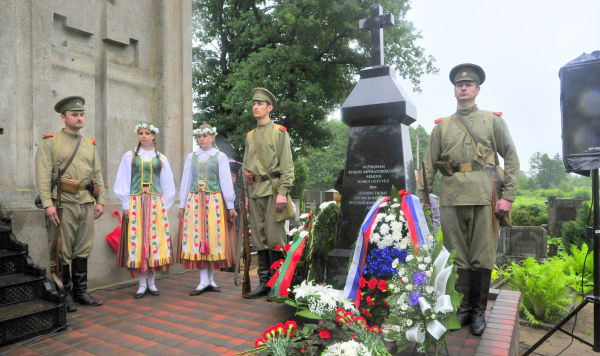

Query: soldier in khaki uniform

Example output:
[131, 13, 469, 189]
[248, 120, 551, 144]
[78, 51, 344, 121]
[35, 96, 105, 312]
[418, 64, 519, 335]
[242, 88, 294, 299]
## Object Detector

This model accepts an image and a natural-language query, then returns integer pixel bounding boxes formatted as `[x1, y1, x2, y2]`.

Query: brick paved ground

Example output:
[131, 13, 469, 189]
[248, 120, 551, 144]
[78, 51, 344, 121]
[0, 272, 520, 356]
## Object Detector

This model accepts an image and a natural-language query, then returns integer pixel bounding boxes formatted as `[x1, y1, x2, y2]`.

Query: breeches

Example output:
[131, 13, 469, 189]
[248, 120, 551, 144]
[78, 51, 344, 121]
[248, 195, 286, 251]
[47, 202, 95, 263]
[440, 205, 497, 270]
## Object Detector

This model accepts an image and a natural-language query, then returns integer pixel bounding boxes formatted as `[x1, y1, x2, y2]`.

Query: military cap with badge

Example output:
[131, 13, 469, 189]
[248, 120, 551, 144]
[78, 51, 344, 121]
[54, 96, 86, 113]
[251, 88, 277, 106]
[449, 63, 486, 85]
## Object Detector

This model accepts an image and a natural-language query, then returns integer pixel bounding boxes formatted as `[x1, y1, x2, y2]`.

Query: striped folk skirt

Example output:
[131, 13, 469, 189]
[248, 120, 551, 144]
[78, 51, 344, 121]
[178, 191, 235, 269]
[117, 192, 173, 272]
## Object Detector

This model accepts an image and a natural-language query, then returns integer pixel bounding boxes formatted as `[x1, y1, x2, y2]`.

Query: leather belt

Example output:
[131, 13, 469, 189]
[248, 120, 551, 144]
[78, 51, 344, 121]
[253, 172, 281, 182]
[451, 162, 484, 173]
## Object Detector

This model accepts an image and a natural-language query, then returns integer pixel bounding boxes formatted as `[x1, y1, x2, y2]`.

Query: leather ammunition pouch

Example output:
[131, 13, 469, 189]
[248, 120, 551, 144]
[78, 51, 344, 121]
[59, 177, 80, 194]
[434, 161, 455, 176]
[85, 180, 100, 198]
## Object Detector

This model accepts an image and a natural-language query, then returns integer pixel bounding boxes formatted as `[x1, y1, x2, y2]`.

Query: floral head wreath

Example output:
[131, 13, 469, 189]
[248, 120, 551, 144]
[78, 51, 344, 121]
[134, 123, 159, 134]
[193, 127, 218, 136]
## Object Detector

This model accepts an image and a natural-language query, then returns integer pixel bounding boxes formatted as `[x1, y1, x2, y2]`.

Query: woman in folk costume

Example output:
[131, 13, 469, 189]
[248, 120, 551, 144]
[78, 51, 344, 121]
[113, 123, 176, 299]
[178, 124, 237, 296]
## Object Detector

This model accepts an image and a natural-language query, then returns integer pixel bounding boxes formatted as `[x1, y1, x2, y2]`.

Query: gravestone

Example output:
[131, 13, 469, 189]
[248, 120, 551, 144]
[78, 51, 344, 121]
[0, 0, 192, 288]
[547, 196, 583, 236]
[496, 226, 547, 266]
[327, 4, 416, 288]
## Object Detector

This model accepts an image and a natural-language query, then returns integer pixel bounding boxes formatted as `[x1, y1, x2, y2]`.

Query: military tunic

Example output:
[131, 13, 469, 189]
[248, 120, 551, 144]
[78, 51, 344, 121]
[418, 105, 519, 269]
[35, 130, 105, 262]
[243, 121, 294, 250]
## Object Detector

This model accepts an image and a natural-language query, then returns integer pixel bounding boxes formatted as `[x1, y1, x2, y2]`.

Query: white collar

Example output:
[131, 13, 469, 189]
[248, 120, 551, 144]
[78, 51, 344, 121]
[195, 148, 218, 156]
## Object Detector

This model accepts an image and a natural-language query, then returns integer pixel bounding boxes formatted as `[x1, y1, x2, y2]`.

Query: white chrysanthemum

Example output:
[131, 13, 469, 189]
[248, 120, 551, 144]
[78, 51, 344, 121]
[324, 340, 371, 356]
[425, 271, 432, 278]
[406, 255, 414, 262]
[417, 256, 423, 263]
[431, 314, 436, 319]
[406, 319, 413, 326]
[406, 284, 413, 291]
[401, 303, 408, 311]
[424, 256, 432, 264]
[418, 264, 426, 271]
[399, 240, 409, 250]
[385, 213, 395, 222]
[379, 223, 390, 235]
[391, 203, 401, 208]
[426, 286, 434, 293]
[392, 259, 399, 269]
[319, 200, 336, 211]
[380, 202, 388, 207]
[402, 276, 409, 283]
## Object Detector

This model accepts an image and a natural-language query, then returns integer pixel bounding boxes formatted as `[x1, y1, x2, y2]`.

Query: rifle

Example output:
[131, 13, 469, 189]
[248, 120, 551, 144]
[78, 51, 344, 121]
[240, 172, 252, 296]
[50, 182, 64, 291]
[422, 161, 431, 207]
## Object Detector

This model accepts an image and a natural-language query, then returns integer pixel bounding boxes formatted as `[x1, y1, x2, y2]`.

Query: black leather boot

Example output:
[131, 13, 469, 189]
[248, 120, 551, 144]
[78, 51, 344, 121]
[244, 250, 271, 299]
[266, 250, 286, 300]
[470, 268, 491, 336]
[61, 263, 77, 312]
[455, 268, 471, 326]
[72, 257, 102, 306]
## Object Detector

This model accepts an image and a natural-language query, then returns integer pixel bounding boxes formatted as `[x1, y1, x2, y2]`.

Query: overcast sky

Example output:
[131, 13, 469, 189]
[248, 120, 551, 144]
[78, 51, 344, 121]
[391, 0, 600, 173]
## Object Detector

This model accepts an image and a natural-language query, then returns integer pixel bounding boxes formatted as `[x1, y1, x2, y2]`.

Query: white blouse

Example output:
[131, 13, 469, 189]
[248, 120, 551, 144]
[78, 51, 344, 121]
[113, 148, 176, 211]
[179, 148, 235, 210]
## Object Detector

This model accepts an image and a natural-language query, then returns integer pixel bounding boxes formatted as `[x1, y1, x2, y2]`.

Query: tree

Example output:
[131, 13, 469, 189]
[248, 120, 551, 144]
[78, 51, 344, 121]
[409, 124, 429, 170]
[300, 120, 349, 191]
[192, 0, 436, 157]
[529, 152, 568, 189]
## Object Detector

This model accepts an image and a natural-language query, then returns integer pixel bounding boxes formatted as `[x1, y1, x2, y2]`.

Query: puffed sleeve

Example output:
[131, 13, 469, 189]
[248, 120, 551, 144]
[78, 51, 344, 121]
[159, 154, 176, 210]
[218, 152, 236, 209]
[113, 151, 133, 210]
[179, 152, 194, 208]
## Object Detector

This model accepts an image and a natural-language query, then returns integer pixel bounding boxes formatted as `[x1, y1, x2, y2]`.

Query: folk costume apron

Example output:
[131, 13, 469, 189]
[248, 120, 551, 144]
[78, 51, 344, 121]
[119, 152, 173, 272]
[179, 151, 235, 269]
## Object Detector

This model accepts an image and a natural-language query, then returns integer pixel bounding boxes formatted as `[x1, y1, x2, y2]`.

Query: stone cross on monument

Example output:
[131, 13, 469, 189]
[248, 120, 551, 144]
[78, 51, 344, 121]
[326, 4, 417, 288]
[359, 4, 394, 66]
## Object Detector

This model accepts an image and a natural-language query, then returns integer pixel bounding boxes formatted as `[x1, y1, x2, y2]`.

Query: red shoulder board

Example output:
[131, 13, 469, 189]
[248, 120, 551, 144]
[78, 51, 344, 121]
[434, 118, 442, 124]
[278, 125, 287, 131]
[493, 112, 503, 116]
[89, 137, 96, 145]
[246, 130, 252, 137]
[42, 133, 54, 138]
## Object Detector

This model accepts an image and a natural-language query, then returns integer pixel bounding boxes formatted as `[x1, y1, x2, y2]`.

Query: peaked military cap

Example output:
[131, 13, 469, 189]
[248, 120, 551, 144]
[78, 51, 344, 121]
[54, 96, 86, 113]
[449, 63, 485, 85]
[251, 88, 276, 106]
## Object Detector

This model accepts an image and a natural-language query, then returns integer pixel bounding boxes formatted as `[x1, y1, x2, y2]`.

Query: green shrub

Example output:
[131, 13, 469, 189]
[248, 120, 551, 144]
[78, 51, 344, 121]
[500, 257, 575, 326]
[561, 203, 592, 252]
[571, 187, 591, 201]
[511, 203, 548, 226]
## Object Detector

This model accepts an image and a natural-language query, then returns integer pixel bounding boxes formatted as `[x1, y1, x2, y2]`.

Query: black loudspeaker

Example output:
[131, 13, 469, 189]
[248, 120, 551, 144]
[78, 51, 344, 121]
[560, 51, 600, 173]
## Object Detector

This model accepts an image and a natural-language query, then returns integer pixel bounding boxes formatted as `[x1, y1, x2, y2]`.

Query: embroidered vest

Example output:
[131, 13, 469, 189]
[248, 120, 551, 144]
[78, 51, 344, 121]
[130, 151, 163, 195]
[190, 151, 221, 193]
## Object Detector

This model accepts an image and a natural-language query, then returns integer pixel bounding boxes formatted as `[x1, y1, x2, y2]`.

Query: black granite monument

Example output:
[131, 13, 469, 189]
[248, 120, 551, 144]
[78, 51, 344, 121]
[327, 4, 416, 288]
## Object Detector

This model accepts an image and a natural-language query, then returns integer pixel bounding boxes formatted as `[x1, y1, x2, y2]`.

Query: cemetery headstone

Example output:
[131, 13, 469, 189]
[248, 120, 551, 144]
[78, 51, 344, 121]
[496, 226, 547, 266]
[327, 4, 416, 288]
[547, 196, 583, 237]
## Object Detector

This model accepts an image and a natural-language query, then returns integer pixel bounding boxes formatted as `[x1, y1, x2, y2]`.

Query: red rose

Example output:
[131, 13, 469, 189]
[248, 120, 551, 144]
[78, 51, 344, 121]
[366, 295, 375, 306]
[378, 280, 388, 292]
[275, 244, 283, 251]
[284, 244, 292, 253]
[368, 278, 377, 290]
[319, 329, 331, 339]
[359, 277, 367, 289]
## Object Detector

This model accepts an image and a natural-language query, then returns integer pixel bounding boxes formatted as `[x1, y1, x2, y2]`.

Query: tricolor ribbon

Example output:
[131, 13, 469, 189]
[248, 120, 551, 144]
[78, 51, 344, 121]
[343, 196, 389, 306]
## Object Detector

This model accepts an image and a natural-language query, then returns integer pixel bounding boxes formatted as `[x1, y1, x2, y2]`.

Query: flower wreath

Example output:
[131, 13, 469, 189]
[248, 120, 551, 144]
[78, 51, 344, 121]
[193, 127, 218, 136]
[134, 123, 159, 134]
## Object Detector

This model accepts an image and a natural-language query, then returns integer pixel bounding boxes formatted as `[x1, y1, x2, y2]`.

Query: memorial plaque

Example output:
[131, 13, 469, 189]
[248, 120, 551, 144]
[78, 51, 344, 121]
[326, 4, 417, 288]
